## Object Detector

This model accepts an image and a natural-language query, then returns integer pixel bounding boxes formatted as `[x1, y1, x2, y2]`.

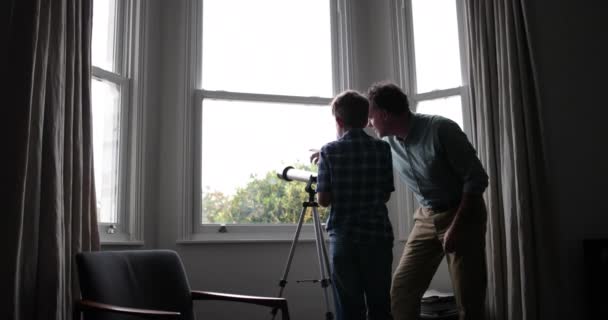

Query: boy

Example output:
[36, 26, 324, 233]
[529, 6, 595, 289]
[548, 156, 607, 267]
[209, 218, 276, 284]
[316, 90, 395, 320]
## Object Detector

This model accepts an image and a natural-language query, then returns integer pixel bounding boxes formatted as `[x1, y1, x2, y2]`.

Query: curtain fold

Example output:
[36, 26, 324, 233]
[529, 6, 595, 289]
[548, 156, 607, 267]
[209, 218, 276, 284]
[3, 0, 100, 319]
[463, 0, 557, 319]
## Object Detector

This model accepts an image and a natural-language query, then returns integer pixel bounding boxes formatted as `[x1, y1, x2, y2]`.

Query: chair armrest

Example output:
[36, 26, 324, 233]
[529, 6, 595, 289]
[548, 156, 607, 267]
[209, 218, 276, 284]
[74, 299, 181, 319]
[191, 290, 289, 320]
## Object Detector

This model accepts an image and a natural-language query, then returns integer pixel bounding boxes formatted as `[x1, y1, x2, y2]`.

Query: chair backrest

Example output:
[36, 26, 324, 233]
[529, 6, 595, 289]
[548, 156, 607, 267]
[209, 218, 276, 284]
[76, 250, 193, 320]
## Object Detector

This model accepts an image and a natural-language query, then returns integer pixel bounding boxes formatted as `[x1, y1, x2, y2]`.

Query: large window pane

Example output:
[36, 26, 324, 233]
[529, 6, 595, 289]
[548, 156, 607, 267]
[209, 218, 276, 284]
[92, 0, 118, 72]
[201, 99, 334, 224]
[416, 95, 463, 129]
[202, 0, 333, 97]
[91, 78, 121, 223]
[411, 0, 462, 93]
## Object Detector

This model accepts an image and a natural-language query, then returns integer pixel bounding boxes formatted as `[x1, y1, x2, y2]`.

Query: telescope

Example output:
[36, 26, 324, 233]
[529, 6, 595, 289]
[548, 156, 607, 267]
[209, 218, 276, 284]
[273, 165, 333, 320]
[277, 166, 317, 183]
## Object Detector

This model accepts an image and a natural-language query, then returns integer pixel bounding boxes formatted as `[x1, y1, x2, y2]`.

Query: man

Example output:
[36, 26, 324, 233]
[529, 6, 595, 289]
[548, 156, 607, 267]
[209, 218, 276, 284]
[366, 82, 489, 320]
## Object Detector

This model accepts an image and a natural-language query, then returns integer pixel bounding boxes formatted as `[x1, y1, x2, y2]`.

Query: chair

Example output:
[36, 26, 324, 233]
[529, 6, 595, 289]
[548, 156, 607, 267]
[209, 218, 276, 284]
[74, 250, 289, 320]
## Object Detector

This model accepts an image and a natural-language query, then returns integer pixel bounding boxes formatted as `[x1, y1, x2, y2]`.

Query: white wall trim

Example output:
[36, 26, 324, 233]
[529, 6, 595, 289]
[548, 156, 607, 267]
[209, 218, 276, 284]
[334, 0, 355, 92]
[125, 0, 148, 242]
[175, 0, 200, 242]
[455, 0, 473, 136]
[391, 0, 416, 96]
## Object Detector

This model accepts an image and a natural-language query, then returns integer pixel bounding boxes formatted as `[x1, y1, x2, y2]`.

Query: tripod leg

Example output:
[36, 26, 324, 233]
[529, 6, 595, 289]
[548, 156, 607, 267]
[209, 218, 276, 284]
[312, 206, 334, 320]
[271, 204, 308, 320]
[276, 204, 308, 298]
[313, 208, 332, 281]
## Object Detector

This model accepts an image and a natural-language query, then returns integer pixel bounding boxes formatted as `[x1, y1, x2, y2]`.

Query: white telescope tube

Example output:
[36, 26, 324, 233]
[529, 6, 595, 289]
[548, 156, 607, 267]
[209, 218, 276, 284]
[277, 166, 317, 183]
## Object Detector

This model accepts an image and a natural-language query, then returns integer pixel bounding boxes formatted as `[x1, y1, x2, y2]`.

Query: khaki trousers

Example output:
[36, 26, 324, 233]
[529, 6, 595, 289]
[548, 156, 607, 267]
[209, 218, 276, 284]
[391, 204, 487, 320]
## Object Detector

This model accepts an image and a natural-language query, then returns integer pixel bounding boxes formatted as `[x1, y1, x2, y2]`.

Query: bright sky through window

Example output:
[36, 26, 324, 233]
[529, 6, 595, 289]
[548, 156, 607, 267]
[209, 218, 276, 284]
[92, 0, 117, 72]
[91, 0, 121, 224]
[416, 96, 463, 129]
[202, 100, 335, 195]
[411, 0, 462, 92]
[202, 0, 333, 97]
[201, 0, 335, 198]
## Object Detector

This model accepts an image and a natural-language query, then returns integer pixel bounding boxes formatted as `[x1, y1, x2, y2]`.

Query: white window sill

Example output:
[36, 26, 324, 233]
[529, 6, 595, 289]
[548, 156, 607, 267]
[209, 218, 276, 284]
[180, 225, 329, 244]
[101, 240, 145, 246]
[99, 226, 144, 246]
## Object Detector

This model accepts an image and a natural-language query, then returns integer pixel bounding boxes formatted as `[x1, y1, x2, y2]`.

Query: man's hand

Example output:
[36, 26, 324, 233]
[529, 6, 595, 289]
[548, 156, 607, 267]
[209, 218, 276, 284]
[443, 223, 458, 253]
[309, 149, 320, 165]
[443, 194, 484, 253]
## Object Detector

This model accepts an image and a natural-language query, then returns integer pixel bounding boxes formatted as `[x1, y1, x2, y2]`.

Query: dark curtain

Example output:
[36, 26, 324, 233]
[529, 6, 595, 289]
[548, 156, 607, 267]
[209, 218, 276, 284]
[463, 0, 557, 319]
[2, 0, 100, 319]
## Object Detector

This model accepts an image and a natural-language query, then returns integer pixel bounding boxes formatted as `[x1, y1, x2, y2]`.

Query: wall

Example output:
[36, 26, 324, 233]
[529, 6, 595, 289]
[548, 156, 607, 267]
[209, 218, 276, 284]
[524, 0, 608, 318]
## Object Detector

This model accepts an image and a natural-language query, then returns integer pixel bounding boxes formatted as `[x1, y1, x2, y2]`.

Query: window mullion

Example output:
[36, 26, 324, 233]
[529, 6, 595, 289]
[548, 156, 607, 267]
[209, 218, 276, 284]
[93, 67, 128, 86]
[413, 87, 463, 102]
[112, 0, 122, 74]
[404, 0, 417, 96]
[200, 90, 332, 106]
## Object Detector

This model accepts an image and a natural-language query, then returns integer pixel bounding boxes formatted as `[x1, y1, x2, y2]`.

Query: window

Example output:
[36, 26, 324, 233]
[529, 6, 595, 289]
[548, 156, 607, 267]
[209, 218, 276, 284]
[189, 0, 345, 240]
[392, 0, 469, 237]
[91, 0, 146, 243]
[92, 0, 125, 226]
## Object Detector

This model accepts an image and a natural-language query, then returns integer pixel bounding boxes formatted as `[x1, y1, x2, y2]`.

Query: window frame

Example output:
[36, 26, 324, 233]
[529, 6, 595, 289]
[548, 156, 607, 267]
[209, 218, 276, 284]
[93, 0, 148, 245]
[177, 0, 353, 242]
[390, 0, 470, 240]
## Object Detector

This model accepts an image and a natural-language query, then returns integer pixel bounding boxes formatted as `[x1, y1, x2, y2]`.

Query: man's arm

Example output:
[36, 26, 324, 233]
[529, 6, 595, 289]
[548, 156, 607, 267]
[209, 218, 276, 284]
[437, 119, 489, 196]
[437, 119, 488, 253]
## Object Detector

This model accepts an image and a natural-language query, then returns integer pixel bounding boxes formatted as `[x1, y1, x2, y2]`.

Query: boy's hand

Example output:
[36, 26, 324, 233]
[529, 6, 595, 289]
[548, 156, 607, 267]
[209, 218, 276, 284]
[309, 149, 320, 165]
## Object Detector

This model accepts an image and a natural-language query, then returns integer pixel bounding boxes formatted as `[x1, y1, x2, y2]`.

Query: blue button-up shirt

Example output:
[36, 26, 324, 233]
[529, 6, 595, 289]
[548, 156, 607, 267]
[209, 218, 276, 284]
[317, 129, 395, 243]
[384, 113, 488, 210]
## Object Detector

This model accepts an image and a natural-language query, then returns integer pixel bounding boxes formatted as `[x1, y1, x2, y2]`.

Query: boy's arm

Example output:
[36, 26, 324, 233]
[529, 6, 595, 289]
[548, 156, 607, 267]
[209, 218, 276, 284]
[383, 143, 395, 203]
[383, 192, 391, 203]
[316, 148, 332, 207]
[317, 192, 332, 207]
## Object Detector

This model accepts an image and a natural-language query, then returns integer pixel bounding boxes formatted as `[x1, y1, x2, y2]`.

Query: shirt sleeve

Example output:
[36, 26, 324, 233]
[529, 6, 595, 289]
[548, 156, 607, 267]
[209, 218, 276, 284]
[315, 147, 331, 193]
[437, 119, 489, 194]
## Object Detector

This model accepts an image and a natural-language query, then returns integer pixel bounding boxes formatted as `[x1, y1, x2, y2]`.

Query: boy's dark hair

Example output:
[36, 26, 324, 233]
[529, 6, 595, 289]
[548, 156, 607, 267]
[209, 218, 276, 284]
[367, 81, 411, 115]
[331, 90, 369, 128]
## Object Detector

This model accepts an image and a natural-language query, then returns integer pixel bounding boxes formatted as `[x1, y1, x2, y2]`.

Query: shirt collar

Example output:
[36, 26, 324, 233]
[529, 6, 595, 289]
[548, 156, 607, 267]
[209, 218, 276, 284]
[397, 113, 420, 143]
[340, 128, 367, 140]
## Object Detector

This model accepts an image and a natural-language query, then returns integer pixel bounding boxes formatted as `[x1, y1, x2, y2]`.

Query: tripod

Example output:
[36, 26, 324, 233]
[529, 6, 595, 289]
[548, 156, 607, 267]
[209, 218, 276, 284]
[271, 176, 334, 320]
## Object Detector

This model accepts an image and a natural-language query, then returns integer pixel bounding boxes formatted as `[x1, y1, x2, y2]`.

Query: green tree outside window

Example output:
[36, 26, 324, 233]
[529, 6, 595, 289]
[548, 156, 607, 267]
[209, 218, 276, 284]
[202, 163, 328, 224]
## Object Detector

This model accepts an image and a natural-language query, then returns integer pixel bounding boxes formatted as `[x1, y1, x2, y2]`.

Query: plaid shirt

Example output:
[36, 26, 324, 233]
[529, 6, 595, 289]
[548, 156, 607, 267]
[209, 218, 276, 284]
[317, 129, 395, 243]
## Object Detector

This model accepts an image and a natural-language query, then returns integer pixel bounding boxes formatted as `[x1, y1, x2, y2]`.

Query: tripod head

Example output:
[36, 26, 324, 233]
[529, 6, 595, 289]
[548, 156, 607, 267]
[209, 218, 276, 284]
[304, 175, 316, 203]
